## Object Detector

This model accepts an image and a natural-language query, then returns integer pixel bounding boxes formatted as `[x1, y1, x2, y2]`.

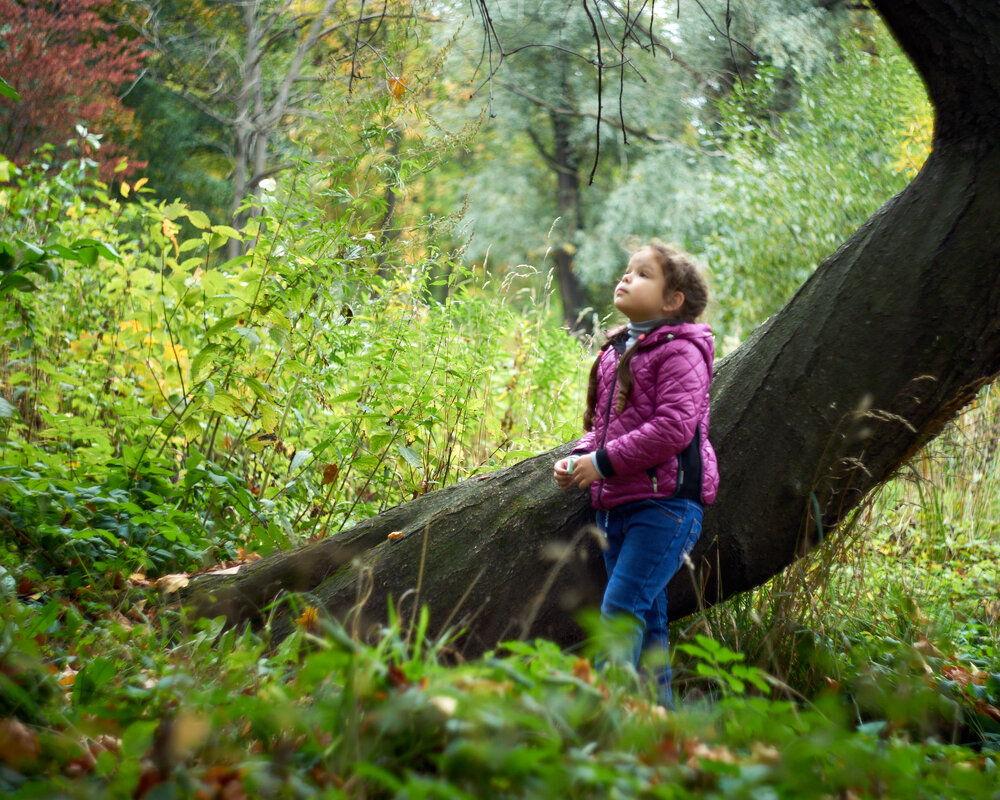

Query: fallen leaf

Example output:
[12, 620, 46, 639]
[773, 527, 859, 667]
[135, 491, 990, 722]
[751, 742, 782, 763]
[975, 701, 1000, 722]
[914, 633, 943, 659]
[167, 712, 210, 763]
[322, 463, 340, 485]
[236, 547, 261, 563]
[429, 695, 457, 716]
[572, 658, 594, 685]
[686, 738, 738, 765]
[942, 664, 985, 686]
[387, 663, 409, 688]
[387, 531, 404, 542]
[154, 574, 190, 593]
[111, 610, 134, 630]
[201, 765, 246, 800]
[295, 606, 319, 632]
[0, 718, 40, 767]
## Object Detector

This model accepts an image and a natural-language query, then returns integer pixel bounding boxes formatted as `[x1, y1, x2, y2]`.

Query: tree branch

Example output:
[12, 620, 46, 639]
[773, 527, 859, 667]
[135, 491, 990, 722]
[262, 0, 340, 130]
[498, 79, 675, 144]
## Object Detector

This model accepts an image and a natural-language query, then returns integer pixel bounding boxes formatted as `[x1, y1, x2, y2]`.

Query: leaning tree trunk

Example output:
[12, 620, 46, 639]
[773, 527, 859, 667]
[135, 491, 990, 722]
[187, 0, 1000, 654]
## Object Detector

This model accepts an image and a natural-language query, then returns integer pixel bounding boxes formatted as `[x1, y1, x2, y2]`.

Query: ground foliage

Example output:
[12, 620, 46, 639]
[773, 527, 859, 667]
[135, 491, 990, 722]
[0, 14, 998, 800]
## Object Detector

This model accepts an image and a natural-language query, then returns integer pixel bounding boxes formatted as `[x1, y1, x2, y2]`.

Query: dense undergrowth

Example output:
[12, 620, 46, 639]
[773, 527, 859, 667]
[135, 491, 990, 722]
[1, 146, 997, 796]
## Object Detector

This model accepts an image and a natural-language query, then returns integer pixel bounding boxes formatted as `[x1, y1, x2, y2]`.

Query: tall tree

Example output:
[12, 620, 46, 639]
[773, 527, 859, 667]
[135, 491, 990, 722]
[129, 0, 413, 241]
[188, 0, 1000, 655]
[455, 0, 695, 331]
[0, 0, 146, 179]
[450, 0, 858, 330]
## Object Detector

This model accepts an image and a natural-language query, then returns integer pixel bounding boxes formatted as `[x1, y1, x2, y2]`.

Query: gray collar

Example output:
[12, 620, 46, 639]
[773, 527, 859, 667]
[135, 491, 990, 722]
[626, 316, 682, 349]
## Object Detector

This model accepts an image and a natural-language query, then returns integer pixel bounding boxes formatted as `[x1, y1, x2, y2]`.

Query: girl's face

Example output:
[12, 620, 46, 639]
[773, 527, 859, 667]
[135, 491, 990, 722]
[613, 247, 684, 322]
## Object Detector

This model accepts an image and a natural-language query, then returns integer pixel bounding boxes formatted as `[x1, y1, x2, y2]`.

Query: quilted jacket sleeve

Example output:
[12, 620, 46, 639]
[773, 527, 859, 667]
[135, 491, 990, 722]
[573, 427, 598, 455]
[601, 341, 708, 476]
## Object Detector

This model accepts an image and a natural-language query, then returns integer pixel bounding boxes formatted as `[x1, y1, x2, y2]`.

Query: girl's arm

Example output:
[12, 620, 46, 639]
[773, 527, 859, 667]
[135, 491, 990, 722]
[600, 344, 709, 476]
[573, 427, 598, 455]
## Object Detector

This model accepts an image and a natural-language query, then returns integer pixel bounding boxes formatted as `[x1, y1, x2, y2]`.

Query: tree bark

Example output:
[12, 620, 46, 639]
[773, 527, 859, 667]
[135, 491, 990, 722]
[550, 104, 591, 332]
[187, 0, 1000, 655]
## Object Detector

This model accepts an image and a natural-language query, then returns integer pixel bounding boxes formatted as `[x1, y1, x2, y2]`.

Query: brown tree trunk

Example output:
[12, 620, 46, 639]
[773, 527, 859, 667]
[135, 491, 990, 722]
[187, 0, 1000, 654]
[550, 92, 591, 333]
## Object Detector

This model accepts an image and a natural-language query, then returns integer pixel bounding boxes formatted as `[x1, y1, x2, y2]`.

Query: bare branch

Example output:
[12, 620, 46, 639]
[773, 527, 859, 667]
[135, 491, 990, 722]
[497, 79, 674, 143]
[248, 161, 298, 191]
[263, 0, 340, 129]
[581, 0, 602, 185]
[602, 0, 705, 82]
[525, 126, 559, 173]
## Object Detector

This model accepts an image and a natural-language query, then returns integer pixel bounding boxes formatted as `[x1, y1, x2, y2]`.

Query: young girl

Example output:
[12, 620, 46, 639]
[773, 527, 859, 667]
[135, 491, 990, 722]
[554, 240, 718, 705]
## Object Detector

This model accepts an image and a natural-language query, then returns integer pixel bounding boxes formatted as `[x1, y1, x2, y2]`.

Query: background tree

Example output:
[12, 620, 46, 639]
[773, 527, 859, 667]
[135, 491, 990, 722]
[128, 0, 419, 240]
[442, 0, 862, 329]
[0, 0, 147, 179]
[123, 74, 233, 223]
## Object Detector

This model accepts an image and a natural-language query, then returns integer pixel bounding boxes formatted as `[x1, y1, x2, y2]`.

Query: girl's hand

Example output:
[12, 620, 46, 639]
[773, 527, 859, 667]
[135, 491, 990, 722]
[553, 457, 575, 490]
[568, 455, 600, 489]
[554, 455, 600, 490]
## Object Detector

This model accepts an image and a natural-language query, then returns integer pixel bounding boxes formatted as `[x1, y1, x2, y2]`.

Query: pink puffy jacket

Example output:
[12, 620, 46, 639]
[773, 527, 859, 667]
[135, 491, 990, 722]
[573, 321, 718, 510]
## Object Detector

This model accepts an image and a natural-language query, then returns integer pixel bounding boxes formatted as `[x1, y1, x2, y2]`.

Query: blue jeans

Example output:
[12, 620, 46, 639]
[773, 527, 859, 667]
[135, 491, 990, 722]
[597, 497, 703, 706]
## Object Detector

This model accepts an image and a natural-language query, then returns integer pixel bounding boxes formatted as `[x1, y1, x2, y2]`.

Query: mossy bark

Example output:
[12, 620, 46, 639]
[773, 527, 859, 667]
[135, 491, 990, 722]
[186, 0, 1000, 654]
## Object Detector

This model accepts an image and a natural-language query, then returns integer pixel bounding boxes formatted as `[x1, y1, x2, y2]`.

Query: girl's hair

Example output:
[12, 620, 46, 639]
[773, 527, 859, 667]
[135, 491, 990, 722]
[583, 241, 708, 430]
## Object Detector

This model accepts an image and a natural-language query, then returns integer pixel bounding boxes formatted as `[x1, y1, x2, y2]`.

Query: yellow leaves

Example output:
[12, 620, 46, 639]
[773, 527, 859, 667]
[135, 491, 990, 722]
[388, 76, 407, 100]
[893, 107, 933, 178]
[387, 530, 404, 542]
[245, 430, 280, 453]
[120, 177, 150, 199]
[296, 605, 320, 632]
[260, 403, 279, 434]
[161, 217, 181, 258]
[207, 391, 252, 418]
[58, 665, 78, 688]
[69, 330, 96, 356]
